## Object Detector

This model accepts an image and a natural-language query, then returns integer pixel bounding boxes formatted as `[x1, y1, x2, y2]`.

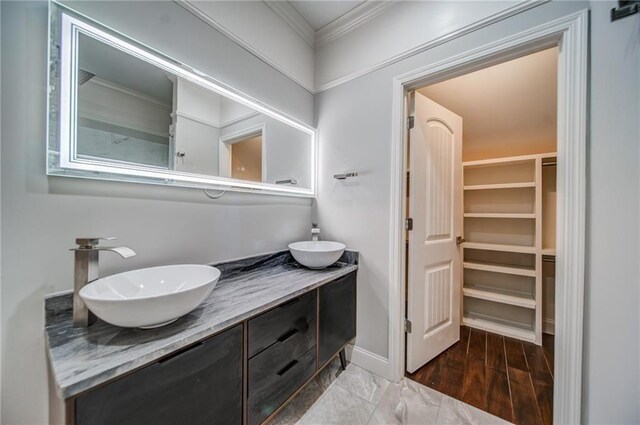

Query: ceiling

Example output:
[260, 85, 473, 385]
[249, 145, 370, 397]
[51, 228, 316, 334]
[288, 1, 365, 31]
[418, 47, 558, 161]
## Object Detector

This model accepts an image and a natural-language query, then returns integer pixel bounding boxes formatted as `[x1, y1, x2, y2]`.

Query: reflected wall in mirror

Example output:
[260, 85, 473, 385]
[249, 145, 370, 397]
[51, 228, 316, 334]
[76, 34, 172, 169]
[48, 3, 315, 197]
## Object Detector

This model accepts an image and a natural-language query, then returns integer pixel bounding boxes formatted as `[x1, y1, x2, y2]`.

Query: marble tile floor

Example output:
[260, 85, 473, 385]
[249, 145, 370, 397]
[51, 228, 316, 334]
[270, 359, 512, 425]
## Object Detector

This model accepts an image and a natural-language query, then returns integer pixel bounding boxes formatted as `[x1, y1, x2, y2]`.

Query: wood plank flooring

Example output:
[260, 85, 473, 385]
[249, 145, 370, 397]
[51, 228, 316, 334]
[407, 326, 554, 425]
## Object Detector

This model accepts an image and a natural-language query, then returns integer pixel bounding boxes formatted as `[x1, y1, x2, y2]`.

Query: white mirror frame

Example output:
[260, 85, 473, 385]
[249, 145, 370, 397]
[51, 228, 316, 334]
[49, 8, 316, 197]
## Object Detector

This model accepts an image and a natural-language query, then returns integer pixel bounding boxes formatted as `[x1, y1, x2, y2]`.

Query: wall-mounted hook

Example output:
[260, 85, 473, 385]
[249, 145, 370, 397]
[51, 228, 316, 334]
[333, 172, 358, 180]
[611, 0, 639, 21]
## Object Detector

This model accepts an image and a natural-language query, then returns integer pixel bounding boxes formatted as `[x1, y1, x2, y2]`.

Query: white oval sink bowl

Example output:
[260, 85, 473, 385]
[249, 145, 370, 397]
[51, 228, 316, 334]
[289, 241, 346, 269]
[79, 265, 221, 329]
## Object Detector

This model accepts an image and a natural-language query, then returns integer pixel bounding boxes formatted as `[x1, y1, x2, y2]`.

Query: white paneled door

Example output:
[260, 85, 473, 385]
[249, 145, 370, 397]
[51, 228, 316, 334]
[406, 92, 463, 373]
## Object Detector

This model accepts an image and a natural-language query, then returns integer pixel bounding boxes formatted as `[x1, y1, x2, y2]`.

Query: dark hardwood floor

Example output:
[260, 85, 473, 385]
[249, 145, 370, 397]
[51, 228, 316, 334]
[407, 326, 554, 425]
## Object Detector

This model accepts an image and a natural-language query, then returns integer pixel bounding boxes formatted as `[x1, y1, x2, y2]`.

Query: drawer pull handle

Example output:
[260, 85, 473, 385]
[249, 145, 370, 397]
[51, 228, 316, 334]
[277, 360, 298, 376]
[277, 328, 299, 343]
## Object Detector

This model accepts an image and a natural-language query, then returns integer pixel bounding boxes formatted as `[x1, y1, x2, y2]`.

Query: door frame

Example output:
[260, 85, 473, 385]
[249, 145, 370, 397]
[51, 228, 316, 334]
[218, 123, 267, 183]
[388, 10, 588, 425]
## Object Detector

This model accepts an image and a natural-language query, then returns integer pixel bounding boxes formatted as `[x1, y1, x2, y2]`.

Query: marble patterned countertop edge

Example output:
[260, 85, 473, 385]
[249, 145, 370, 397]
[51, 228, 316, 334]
[45, 250, 358, 399]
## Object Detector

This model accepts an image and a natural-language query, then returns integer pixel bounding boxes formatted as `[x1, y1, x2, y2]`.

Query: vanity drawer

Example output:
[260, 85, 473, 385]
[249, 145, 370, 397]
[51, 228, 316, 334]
[75, 324, 243, 425]
[248, 318, 316, 386]
[247, 346, 316, 425]
[248, 290, 316, 358]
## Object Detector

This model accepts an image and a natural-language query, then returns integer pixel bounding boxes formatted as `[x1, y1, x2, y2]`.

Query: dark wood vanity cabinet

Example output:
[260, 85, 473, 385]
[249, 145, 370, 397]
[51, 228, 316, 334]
[71, 271, 356, 425]
[75, 324, 243, 425]
[319, 271, 357, 365]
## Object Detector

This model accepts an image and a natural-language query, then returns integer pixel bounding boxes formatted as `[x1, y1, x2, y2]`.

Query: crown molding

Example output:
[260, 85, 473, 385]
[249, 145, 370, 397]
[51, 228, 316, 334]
[263, 1, 315, 48]
[315, 0, 546, 92]
[176, 0, 315, 93]
[315, 1, 398, 48]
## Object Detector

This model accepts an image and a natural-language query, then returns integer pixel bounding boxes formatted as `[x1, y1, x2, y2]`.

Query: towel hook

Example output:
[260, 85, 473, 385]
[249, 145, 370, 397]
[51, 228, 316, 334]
[333, 172, 359, 180]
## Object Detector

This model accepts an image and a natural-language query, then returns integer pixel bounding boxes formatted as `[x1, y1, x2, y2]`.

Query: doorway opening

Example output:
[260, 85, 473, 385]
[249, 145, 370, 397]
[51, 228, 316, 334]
[389, 12, 587, 424]
[404, 47, 558, 424]
[219, 126, 266, 183]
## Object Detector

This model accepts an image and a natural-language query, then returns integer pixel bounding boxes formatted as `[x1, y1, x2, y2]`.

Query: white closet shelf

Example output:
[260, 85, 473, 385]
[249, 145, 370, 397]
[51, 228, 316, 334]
[463, 153, 553, 168]
[462, 242, 536, 254]
[463, 213, 536, 219]
[463, 284, 535, 309]
[464, 182, 535, 191]
[464, 261, 536, 277]
[462, 152, 557, 345]
[463, 313, 536, 343]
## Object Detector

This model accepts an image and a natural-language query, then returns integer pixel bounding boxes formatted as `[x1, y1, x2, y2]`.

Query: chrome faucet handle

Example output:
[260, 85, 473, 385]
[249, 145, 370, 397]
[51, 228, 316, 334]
[74, 237, 116, 248]
[70, 237, 136, 259]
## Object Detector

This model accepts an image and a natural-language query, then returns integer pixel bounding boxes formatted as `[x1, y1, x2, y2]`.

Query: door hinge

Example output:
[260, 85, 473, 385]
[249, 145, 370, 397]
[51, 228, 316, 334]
[407, 116, 415, 130]
[404, 318, 412, 333]
[405, 217, 413, 231]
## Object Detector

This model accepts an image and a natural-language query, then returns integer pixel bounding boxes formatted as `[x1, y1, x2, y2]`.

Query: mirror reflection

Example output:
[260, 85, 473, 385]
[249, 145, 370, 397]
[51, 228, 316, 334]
[71, 30, 312, 190]
[77, 34, 172, 168]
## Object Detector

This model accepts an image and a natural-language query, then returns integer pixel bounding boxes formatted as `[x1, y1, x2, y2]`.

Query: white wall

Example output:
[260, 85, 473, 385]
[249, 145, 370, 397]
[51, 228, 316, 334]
[315, 1, 639, 423]
[77, 126, 169, 168]
[314, 0, 535, 91]
[178, 0, 315, 92]
[174, 77, 222, 126]
[220, 97, 256, 126]
[78, 78, 172, 138]
[583, 2, 640, 423]
[173, 78, 222, 175]
[0, 1, 313, 424]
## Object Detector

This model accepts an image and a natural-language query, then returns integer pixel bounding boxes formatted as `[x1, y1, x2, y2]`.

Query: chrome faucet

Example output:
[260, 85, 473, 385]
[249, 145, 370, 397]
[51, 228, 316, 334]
[311, 223, 320, 242]
[70, 237, 136, 327]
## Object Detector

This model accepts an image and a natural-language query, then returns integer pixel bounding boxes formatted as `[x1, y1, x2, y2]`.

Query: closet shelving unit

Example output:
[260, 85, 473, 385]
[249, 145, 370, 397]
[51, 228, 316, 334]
[461, 152, 556, 345]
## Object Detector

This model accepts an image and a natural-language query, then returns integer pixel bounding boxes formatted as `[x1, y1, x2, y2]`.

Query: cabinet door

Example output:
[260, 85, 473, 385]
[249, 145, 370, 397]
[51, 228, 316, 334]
[318, 271, 357, 365]
[75, 325, 243, 425]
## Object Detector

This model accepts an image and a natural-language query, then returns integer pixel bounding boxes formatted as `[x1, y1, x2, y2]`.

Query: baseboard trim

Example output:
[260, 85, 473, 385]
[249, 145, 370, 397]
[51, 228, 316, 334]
[543, 318, 555, 335]
[345, 344, 392, 381]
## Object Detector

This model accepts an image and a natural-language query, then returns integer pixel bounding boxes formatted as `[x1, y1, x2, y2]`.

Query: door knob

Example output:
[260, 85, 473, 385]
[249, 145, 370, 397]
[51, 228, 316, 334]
[456, 236, 466, 245]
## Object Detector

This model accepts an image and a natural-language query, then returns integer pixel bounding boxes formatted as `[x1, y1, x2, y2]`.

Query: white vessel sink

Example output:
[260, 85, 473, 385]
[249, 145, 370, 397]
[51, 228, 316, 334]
[79, 265, 221, 329]
[288, 241, 346, 269]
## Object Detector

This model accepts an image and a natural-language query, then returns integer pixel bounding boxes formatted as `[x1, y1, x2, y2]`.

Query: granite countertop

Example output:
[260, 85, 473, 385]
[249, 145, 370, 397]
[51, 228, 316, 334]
[45, 250, 358, 399]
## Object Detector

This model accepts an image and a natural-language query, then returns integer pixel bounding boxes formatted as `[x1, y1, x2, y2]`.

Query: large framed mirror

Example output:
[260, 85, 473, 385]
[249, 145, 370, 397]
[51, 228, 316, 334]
[47, 3, 316, 197]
